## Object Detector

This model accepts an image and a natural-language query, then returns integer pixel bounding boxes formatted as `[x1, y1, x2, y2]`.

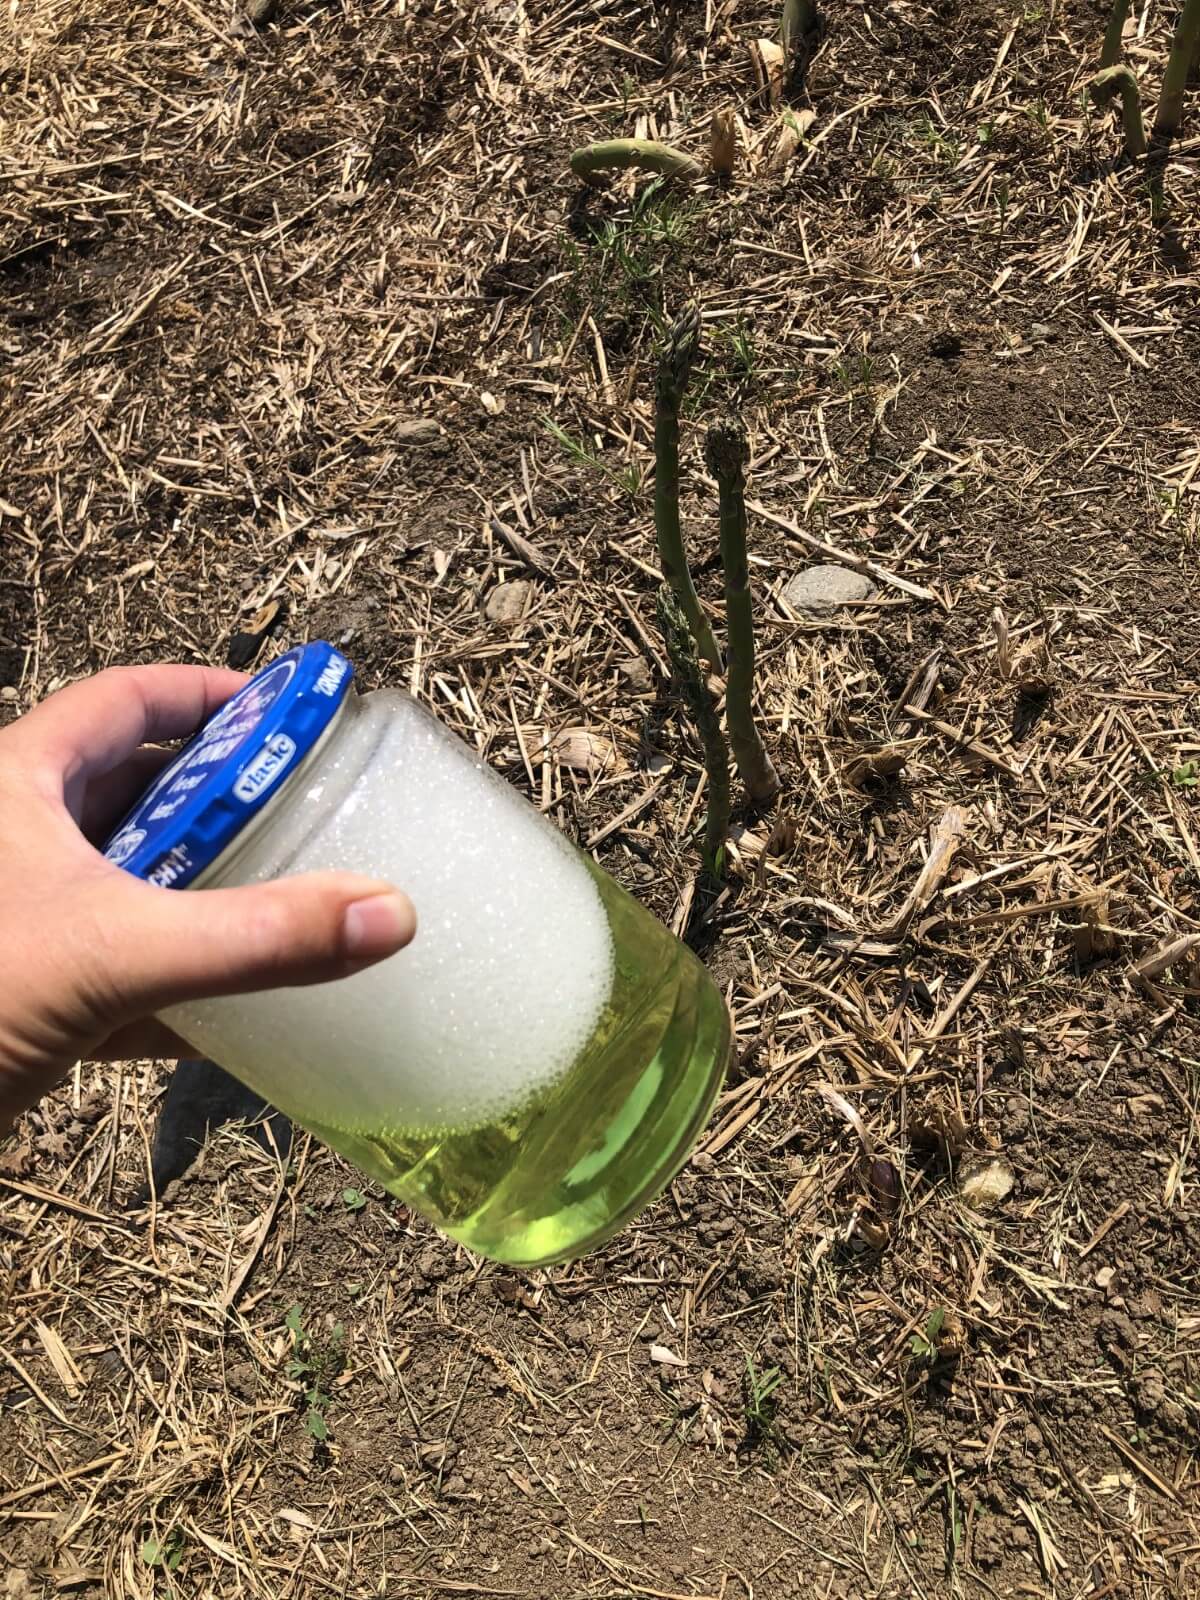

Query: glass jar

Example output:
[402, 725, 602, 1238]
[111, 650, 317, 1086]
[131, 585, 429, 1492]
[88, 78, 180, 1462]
[105, 643, 729, 1265]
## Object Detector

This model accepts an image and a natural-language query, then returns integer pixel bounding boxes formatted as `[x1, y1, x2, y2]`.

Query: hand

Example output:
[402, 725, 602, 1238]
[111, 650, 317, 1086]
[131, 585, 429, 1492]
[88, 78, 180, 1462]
[0, 664, 415, 1128]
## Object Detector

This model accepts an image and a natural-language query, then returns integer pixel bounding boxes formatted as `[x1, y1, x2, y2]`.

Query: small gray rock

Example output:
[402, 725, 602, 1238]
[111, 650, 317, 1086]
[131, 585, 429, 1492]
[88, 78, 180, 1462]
[485, 579, 532, 623]
[617, 655, 652, 693]
[781, 564, 876, 616]
[394, 418, 442, 446]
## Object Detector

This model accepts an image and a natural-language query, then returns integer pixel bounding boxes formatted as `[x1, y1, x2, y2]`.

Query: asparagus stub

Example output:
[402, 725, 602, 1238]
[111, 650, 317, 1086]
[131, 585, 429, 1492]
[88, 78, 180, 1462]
[569, 140, 702, 185]
[654, 305, 723, 672]
[780, 0, 818, 64]
[705, 421, 780, 804]
[1153, 0, 1200, 144]
[1100, 0, 1129, 68]
[657, 585, 731, 883]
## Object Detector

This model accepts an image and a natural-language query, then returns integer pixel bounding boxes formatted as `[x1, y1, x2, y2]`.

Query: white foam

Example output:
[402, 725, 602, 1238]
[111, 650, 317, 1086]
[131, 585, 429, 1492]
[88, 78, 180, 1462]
[163, 693, 615, 1133]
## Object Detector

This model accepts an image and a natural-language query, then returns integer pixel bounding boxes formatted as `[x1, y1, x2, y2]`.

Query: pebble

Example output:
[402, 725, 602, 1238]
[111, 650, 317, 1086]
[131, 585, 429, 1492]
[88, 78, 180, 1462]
[617, 655, 652, 693]
[781, 564, 876, 616]
[485, 579, 532, 623]
[395, 418, 443, 446]
[0, 686, 18, 702]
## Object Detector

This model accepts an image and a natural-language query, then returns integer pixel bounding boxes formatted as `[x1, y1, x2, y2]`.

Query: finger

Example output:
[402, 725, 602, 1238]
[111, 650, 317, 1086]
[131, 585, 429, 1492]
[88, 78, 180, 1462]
[86, 1019, 196, 1063]
[85, 872, 416, 1021]
[78, 744, 178, 838]
[14, 665, 246, 787]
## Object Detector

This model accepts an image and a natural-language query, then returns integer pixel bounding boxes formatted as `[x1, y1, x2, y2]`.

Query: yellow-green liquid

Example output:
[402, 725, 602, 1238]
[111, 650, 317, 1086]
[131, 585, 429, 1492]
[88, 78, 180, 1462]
[307, 869, 729, 1266]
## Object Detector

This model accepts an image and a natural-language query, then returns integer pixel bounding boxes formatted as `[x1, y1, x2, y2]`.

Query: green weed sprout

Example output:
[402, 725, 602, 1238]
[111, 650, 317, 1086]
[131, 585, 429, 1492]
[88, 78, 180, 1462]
[655, 304, 722, 671]
[704, 420, 780, 804]
[1154, 0, 1200, 144]
[657, 584, 730, 883]
[1090, 64, 1147, 157]
[743, 1356, 785, 1457]
[570, 139, 701, 185]
[285, 1304, 345, 1443]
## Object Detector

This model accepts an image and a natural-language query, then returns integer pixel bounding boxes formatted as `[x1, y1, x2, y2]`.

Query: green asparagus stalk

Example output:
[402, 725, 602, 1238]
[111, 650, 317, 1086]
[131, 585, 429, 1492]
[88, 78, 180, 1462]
[657, 585, 731, 882]
[780, 0, 818, 66]
[1100, 0, 1129, 68]
[1153, 0, 1200, 143]
[1091, 65, 1147, 157]
[654, 305, 723, 672]
[705, 421, 780, 804]
[569, 139, 702, 185]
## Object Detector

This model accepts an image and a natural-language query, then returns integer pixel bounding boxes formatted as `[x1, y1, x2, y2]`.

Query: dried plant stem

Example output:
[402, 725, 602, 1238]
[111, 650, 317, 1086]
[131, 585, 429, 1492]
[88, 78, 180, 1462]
[569, 139, 701, 184]
[708, 106, 737, 176]
[1101, 0, 1128, 69]
[1090, 65, 1147, 158]
[1153, 0, 1200, 143]
[655, 305, 722, 672]
[657, 585, 730, 881]
[705, 421, 780, 804]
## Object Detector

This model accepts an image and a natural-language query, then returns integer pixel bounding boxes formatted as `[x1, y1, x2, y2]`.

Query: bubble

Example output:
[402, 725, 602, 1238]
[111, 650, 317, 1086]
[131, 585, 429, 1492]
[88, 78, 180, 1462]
[164, 692, 615, 1133]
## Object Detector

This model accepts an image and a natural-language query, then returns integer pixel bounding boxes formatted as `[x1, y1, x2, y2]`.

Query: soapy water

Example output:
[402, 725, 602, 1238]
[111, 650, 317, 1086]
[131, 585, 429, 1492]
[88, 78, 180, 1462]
[163, 694, 616, 1134]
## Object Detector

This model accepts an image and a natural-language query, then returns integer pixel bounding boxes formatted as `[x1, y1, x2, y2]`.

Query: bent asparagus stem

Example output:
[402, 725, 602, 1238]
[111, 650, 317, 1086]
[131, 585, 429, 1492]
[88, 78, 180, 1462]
[705, 421, 780, 804]
[1101, 0, 1129, 69]
[1091, 65, 1147, 158]
[657, 585, 731, 883]
[655, 305, 723, 672]
[1153, 0, 1200, 143]
[569, 139, 702, 184]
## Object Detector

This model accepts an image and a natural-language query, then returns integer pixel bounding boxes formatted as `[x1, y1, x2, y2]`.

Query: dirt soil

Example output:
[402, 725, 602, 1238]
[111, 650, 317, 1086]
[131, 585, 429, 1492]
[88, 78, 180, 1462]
[2, 0, 1200, 1596]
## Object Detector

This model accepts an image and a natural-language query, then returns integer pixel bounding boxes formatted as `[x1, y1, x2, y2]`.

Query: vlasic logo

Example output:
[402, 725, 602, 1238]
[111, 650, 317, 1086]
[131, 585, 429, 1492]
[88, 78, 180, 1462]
[104, 827, 147, 866]
[233, 733, 297, 803]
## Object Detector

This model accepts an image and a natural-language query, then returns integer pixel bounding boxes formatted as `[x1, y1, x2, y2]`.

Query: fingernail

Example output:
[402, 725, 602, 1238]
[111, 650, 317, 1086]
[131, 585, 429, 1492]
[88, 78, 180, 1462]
[342, 892, 413, 961]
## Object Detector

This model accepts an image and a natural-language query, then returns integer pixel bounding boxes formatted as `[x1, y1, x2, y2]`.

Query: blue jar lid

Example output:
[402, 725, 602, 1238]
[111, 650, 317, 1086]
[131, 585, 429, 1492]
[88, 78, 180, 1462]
[102, 642, 354, 888]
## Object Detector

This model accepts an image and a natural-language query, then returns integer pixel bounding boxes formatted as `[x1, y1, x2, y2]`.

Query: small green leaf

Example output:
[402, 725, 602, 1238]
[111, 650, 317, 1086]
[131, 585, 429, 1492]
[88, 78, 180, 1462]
[306, 1410, 329, 1441]
[140, 1538, 161, 1566]
[342, 1188, 366, 1212]
[284, 1304, 304, 1337]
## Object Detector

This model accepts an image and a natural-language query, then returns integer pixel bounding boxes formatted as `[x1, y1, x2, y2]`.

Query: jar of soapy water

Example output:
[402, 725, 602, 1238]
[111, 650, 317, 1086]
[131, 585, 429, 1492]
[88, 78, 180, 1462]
[103, 642, 729, 1265]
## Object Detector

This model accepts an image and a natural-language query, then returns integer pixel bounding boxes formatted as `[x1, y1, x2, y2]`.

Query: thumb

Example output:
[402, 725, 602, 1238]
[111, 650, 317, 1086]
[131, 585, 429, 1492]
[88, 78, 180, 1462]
[89, 872, 416, 1022]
